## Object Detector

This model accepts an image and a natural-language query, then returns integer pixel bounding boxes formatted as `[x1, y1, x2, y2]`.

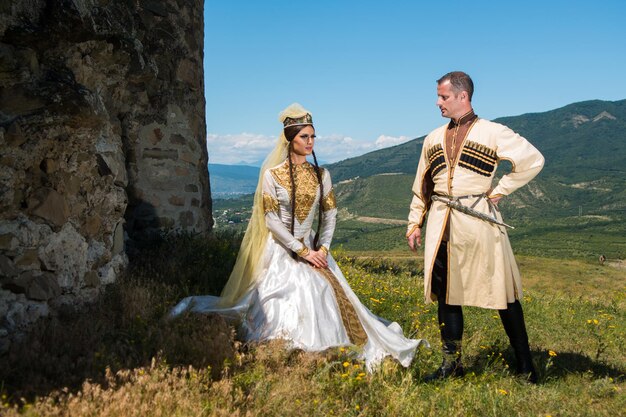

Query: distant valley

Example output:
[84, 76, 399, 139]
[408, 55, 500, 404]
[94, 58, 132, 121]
[209, 163, 259, 197]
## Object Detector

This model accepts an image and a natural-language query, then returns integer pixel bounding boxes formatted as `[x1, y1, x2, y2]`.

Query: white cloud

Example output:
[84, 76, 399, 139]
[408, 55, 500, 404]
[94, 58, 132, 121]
[207, 133, 278, 165]
[374, 134, 411, 149]
[206, 132, 412, 165]
[313, 134, 375, 163]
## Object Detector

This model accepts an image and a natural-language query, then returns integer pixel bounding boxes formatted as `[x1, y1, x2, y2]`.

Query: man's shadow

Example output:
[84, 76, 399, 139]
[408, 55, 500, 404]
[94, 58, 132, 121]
[466, 347, 625, 383]
[534, 350, 625, 381]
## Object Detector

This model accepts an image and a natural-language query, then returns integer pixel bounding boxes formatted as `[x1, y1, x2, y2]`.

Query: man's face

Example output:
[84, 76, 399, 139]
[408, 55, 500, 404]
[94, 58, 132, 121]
[436, 81, 466, 120]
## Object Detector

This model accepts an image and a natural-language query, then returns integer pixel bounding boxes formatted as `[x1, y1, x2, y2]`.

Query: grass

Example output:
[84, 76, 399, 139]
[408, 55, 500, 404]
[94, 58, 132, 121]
[1, 233, 624, 416]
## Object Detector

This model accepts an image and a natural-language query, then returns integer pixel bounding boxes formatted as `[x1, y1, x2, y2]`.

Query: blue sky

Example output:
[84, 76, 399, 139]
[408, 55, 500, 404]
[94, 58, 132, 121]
[204, 0, 626, 165]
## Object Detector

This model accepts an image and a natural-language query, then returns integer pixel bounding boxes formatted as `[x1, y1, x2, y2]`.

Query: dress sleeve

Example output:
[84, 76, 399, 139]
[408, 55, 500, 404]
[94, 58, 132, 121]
[489, 124, 545, 198]
[262, 170, 309, 257]
[407, 136, 431, 236]
[317, 169, 337, 253]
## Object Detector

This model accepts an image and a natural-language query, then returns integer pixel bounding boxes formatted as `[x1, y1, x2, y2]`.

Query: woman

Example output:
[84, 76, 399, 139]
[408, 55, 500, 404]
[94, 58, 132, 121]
[171, 103, 427, 370]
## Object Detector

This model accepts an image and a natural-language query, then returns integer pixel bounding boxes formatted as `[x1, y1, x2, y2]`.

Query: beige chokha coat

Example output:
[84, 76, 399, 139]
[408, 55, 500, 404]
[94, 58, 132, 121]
[407, 118, 544, 309]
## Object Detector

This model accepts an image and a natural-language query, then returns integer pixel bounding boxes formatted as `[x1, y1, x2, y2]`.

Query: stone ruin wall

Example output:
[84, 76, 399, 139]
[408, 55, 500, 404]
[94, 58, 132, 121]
[0, 0, 212, 353]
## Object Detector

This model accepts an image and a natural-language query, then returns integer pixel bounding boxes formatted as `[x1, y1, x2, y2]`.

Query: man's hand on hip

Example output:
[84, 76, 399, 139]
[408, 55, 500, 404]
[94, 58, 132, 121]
[489, 195, 503, 207]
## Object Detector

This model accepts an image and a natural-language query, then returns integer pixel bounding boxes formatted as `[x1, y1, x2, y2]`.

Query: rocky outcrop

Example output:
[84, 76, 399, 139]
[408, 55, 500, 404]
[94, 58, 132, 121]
[563, 111, 617, 128]
[0, 0, 211, 351]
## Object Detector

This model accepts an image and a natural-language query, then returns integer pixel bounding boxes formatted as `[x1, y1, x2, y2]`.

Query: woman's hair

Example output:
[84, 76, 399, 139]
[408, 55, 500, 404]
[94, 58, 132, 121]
[284, 125, 304, 142]
[284, 125, 324, 257]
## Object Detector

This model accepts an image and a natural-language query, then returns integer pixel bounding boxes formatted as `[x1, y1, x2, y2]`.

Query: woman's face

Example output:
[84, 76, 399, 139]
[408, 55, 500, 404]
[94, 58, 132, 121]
[291, 125, 315, 157]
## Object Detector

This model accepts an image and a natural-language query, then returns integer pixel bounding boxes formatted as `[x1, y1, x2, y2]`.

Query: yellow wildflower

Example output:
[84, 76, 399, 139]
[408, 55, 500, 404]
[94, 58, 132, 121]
[498, 389, 508, 395]
[343, 361, 350, 368]
[548, 350, 557, 357]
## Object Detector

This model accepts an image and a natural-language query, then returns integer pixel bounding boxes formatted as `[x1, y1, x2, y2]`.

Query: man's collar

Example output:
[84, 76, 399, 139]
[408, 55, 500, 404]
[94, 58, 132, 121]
[450, 109, 476, 126]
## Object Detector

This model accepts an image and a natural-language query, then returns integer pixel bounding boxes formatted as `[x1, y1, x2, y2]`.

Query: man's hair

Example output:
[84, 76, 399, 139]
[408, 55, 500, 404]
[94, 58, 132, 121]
[437, 71, 474, 101]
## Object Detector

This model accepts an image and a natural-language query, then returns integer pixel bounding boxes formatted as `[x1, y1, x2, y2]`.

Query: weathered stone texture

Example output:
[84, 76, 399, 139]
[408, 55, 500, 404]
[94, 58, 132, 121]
[0, 0, 212, 349]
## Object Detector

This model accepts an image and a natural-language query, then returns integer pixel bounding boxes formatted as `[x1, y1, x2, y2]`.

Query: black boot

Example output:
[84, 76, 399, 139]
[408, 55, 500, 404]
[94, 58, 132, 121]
[424, 299, 465, 382]
[424, 340, 465, 382]
[499, 300, 537, 383]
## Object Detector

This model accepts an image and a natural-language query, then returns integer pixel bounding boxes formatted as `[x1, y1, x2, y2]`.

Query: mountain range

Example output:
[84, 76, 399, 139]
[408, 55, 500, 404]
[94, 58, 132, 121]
[326, 99, 626, 183]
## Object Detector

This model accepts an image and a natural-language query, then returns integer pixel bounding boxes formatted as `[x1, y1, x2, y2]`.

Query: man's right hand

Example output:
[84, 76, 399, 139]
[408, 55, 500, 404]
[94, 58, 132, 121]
[407, 227, 422, 252]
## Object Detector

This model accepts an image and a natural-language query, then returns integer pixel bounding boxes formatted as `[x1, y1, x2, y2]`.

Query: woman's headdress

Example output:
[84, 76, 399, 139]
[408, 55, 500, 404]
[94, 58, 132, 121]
[280, 103, 313, 129]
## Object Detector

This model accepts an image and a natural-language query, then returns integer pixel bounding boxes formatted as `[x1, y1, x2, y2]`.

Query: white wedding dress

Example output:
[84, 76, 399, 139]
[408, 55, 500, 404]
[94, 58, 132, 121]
[170, 161, 428, 370]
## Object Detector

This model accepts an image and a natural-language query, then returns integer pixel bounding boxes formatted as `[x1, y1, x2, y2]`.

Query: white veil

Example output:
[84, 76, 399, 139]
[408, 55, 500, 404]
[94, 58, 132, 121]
[217, 103, 312, 306]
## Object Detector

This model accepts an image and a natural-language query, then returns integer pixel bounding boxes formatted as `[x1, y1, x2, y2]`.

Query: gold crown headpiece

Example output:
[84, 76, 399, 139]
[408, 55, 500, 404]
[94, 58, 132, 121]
[283, 113, 313, 127]
[278, 103, 313, 128]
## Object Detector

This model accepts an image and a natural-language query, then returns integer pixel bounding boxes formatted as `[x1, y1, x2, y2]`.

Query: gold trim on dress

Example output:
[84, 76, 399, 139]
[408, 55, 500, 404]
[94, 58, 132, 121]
[317, 267, 368, 346]
[296, 246, 310, 257]
[270, 162, 321, 223]
[321, 189, 337, 211]
[262, 193, 279, 214]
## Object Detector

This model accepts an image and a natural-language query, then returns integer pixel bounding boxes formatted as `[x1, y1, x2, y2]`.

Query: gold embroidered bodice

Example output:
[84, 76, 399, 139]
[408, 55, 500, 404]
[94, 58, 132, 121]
[269, 161, 324, 223]
[262, 159, 338, 255]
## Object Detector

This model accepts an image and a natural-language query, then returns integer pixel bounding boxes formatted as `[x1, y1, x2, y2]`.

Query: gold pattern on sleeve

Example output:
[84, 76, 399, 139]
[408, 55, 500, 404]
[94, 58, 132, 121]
[296, 246, 310, 257]
[321, 189, 337, 211]
[263, 193, 279, 214]
[317, 267, 368, 346]
[270, 161, 321, 223]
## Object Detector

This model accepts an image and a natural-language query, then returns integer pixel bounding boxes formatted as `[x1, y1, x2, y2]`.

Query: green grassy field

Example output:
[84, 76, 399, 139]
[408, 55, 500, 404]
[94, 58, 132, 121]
[1, 232, 623, 417]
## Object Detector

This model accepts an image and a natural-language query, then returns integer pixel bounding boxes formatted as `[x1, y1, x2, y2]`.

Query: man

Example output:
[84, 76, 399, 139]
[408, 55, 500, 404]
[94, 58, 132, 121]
[406, 71, 544, 383]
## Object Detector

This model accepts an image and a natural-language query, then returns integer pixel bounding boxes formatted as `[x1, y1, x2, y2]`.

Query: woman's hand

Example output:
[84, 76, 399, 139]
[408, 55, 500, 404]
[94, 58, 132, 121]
[304, 249, 328, 268]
